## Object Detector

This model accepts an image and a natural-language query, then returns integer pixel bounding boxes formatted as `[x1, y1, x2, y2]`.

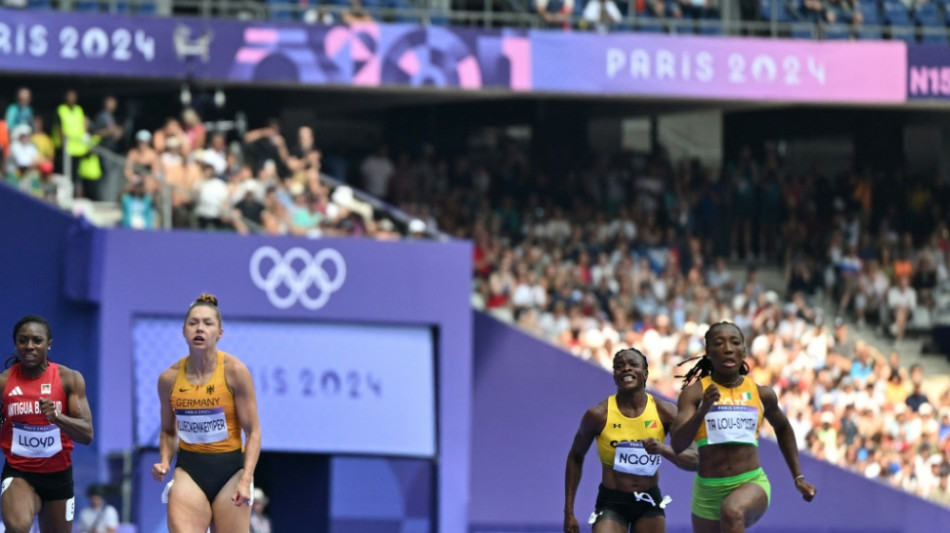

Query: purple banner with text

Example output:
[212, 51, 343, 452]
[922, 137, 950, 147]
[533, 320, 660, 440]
[530, 31, 906, 103]
[907, 44, 950, 99]
[0, 8, 529, 90]
[1, 9, 910, 102]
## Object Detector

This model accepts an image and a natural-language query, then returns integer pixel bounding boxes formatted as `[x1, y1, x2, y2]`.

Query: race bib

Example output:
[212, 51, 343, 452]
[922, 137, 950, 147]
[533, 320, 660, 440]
[176, 408, 228, 444]
[704, 405, 759, 445]
[11, 423, 62, 458]
[612, 441, 662, 476]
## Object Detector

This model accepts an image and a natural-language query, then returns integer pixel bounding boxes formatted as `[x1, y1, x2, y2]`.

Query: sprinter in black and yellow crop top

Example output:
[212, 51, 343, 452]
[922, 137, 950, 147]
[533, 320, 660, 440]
[670, 322, 816, 533]
[153, 294, 261, 533]
[565, 348, 698, 533]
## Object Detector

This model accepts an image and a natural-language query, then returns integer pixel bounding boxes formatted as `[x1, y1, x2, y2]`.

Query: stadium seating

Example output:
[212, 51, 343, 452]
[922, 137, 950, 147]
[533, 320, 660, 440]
[882, 0, 917, 42]
[915, 2, 948, 42]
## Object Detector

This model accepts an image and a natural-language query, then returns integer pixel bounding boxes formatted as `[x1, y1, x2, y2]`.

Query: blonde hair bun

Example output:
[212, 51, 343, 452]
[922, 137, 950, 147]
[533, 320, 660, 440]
[195, 293, 219, 307]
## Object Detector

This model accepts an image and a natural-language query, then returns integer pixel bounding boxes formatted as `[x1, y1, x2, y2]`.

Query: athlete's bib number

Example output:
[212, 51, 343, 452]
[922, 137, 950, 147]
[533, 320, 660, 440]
[11, 423, 62, 458]
[176, 408, 228, 444]
[612, 441, 662, 476]
[704, 405, 758, 445]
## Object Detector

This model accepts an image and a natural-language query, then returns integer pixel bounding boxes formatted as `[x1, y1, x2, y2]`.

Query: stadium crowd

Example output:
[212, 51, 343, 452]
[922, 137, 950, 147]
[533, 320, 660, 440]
[2, 88, 950, 507]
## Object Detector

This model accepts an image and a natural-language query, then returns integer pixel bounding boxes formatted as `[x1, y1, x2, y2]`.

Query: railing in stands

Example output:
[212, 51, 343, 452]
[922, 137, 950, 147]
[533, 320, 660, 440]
[7, 0, 950, 42]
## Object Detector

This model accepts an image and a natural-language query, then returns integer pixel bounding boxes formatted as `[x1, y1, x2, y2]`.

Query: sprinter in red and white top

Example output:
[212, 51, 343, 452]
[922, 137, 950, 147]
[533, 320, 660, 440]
[0, 315, 94, 533]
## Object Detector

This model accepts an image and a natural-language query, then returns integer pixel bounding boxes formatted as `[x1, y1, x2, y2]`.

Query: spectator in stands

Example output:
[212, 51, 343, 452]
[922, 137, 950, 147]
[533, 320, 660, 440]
[126, 130, 160, 193]
[854, 259, 889, 328]
[647, 0, 683, 23]
[802, 0, 834, 23]
[4, 87, 33, 130]
[906, 364, 931, 412]
[250, 487, 272, 533]
[913, 251, 939, 311]
[342, 0, 375, 23]
[244, 119, 289, 177]
[535, 0, 575, 29]
[288, 125, 320, 174]
[182, 108, 207, 153]
[360, 144, 394, 201]
[160, 135, 197, 228]
[31, 115, 55, 164]
[886, 275, 917, 343]
[153, 117, 190, 156]
[193, 150, 231, 231]
[93, 95, 123, 153]
[120, 177, 156, 231]
[6, 124, 40, 179]
[77, 483, 119, 533]
[56, 89, 88, 198]
[581, 0, 623, 33]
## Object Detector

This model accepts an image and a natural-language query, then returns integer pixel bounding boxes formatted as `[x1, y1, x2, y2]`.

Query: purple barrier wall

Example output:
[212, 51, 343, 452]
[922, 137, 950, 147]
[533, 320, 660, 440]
[470, 313, 950, 533]
[65, 229, 473, 533]
[0, 185, 101, 507]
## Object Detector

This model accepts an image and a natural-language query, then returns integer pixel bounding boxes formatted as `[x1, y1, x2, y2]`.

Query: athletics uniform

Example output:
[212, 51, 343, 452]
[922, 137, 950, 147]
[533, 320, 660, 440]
[170, 351, 244, 502]
[590, 394, 669, 527]
[691, 376, 771, 520]
[0, 362, 75, 504]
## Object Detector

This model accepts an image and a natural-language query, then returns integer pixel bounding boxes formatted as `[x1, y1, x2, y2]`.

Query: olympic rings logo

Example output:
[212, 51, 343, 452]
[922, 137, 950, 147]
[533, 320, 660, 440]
[249, 246, 347, 310]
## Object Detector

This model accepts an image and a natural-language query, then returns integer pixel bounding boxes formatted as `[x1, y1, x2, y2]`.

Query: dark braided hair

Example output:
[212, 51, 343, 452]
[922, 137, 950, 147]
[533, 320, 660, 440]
[7, 315, 53, 369]
[677, 321, 749, 390]
[614, 347, 648, 370]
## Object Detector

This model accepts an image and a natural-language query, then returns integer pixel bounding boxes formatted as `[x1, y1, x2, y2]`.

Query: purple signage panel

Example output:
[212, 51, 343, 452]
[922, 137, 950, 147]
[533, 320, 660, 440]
[209, 22, 531, 90]
[531, 31, 907, 103]
[0, 8, 529, 90]
[0, 8, 203, 78]
[907, 44, 950, 99]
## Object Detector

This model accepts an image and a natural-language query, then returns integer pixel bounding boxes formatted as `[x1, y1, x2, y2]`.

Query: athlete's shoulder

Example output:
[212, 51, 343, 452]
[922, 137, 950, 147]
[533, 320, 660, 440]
[222, 352, 250, 373]
[158, 360, 183, 383]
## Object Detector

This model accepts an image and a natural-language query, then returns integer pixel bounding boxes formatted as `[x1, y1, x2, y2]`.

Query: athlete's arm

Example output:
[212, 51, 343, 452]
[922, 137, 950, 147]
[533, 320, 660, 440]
[227, 356, 261, 506]
[760, 384, 816, 502]
[564, 403, 606, 533]
[152, 367, 178, 482]
[43, 366, 93, 445]
[0, 369, 8, 413]
[670, 381, 718, 454]
[650, 399, 698, 471]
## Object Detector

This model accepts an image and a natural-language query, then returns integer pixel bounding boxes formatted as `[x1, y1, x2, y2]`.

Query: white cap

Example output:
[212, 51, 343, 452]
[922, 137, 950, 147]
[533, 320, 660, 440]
[199, 150, 227, 175]
[12, 124, 32, 138]
[408, 219, 426, 234]
[136, 130, 152, 143]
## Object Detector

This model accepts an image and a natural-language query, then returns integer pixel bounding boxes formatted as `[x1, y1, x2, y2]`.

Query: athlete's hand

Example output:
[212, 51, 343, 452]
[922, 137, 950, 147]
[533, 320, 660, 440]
[38, 398, 59, 421]
[795, 476, 817, 502]
[643, 437, 666, 455]
[563, 512, 579, 533]
[152, 463, 169, 482]
[700, 384, 720, 414]
[231, 479, 252, 507]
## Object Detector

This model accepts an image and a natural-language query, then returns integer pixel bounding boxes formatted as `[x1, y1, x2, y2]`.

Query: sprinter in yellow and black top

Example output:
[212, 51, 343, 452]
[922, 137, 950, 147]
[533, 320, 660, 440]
[671, 322, 816, 533]
[153, 294, 261, 533]
[564, 348, 699, 533]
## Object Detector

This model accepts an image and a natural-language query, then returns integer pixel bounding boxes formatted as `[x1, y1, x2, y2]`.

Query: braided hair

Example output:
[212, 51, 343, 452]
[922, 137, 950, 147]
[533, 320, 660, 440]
[677, 321, 749, 390]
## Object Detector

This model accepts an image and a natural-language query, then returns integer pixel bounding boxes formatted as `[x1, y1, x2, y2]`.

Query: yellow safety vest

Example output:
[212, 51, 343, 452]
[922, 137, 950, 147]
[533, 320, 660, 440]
[57, 104, 86, 157]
